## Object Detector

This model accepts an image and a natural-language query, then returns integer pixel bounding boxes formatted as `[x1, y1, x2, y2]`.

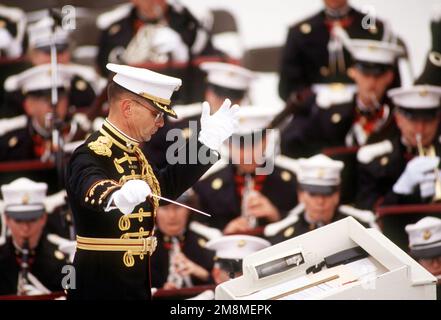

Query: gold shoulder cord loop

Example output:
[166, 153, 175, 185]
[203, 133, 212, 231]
[134, 147, 161, 214]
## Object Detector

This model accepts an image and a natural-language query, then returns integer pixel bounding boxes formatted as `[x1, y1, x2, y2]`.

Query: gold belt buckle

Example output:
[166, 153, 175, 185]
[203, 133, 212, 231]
[142, 236, 157, 256]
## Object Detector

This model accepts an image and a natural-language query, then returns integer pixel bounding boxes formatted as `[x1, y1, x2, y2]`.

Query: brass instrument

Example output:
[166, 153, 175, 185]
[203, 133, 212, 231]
[241, 174, 258, 229]
[416, 133, 441, 202]
[166, 237, 193, 289]
[17, 239, 30, 296]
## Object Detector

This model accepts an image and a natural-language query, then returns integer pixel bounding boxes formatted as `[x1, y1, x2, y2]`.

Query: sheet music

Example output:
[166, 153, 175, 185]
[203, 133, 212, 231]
[238, 257, 381, 300]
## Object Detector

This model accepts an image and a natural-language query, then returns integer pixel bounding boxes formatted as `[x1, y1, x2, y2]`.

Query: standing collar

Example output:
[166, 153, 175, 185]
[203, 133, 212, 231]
[100, 118, 140, 152]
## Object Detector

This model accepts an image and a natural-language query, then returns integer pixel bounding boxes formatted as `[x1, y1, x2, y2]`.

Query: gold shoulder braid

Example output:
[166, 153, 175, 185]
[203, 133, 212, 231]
[88, 136, 113, 157]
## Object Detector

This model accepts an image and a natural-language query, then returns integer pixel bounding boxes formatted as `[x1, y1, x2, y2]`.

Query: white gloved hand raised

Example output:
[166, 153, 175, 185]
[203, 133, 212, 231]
[393, 156, 439, 196]
[151, 26, 189, 62]
[198, 98, 240, 152]
[106, 180, 152, 215]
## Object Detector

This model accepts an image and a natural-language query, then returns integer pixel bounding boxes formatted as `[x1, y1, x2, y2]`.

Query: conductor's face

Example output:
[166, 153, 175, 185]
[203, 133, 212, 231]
[126, 98, 165, 142]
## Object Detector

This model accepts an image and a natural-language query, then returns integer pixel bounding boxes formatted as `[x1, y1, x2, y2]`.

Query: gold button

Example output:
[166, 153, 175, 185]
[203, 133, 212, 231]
[109, 24, 121, 35]
[54, 250, 65, 260]
[331, 113, 341, 124]
[8, 136, 18, 148]
[284, 226, 295, 238]
[320, 66, 330, 77]
[181, 127, 193, 139]
[198, 238, 207, 248]
[369, 26, 378, 34]
[300, 23, 311, 34]
[380, 156, 389, 166]
[211, 178, 223, 190]
[0, 20, 5, 29]
[75, 79, 87, 91]
[281, 170, 292, 182]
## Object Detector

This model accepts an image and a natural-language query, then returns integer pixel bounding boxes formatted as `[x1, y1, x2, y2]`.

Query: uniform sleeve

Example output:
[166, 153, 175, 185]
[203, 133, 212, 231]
[278, 27, 308, 101]
[67, 148, 121, 212]
[154, 139, 219, 203]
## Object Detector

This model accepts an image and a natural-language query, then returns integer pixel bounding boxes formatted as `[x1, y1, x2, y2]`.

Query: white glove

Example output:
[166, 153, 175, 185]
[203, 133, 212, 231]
[198, 99, 240, 152]
[151, 26, 189, 62]
[106, 180, 152, 215]
[393, 156, 439, 196]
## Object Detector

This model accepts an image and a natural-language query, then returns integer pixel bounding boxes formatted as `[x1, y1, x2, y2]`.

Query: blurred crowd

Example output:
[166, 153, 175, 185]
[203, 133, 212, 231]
[0, 0, 440, 299]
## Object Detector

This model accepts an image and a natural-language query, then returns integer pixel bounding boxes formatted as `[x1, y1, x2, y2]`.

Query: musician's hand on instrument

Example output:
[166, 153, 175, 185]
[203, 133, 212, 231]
[106, 179, 152, 215]
[173, 252, 209, 281]
[246, 192, 280, 222]
[22, 284, 46, 296]
[223, 216, 250, 234]
[393, 156, 439, 195]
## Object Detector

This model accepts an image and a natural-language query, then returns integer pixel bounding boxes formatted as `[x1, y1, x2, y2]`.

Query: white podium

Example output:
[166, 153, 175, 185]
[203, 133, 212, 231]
[215, 217, 437, 300]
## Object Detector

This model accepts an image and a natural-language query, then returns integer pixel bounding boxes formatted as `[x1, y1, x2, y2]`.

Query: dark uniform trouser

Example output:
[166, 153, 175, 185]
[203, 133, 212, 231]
[67, 250, 151, 300]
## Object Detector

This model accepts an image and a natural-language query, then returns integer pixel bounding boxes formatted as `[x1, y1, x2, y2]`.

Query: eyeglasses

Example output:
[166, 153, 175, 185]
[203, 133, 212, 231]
[131, 99, 164, 123]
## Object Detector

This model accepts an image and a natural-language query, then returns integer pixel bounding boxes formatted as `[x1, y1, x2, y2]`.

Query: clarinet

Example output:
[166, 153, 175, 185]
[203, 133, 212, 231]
[167, 237, 193, 288]
[241, 174, 257, 229]
[17, 239, 30, 296]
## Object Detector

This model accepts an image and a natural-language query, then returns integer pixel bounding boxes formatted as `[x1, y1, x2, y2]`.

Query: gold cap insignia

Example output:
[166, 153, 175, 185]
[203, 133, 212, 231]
[423, 230, 432, 241]
[22, 193, 30, 204]
[211, 178, 223, 190]
[237, 239, 246, 247]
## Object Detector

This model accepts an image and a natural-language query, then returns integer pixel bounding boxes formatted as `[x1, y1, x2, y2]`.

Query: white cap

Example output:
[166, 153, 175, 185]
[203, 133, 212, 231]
[106, 63, 182, 118]
[297, 154, 344, 195]
[234, 105, 278, 135]
[388, 85, 441, 109]
[206, 235, 270, 260]
[200, 62, 255, 91]
[1, 178, 48, 221]
[4, 63, 74, 94]
[27, 16, 69, 49]
[348, 39, 404, 65]
[406, 217, 441, 259]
